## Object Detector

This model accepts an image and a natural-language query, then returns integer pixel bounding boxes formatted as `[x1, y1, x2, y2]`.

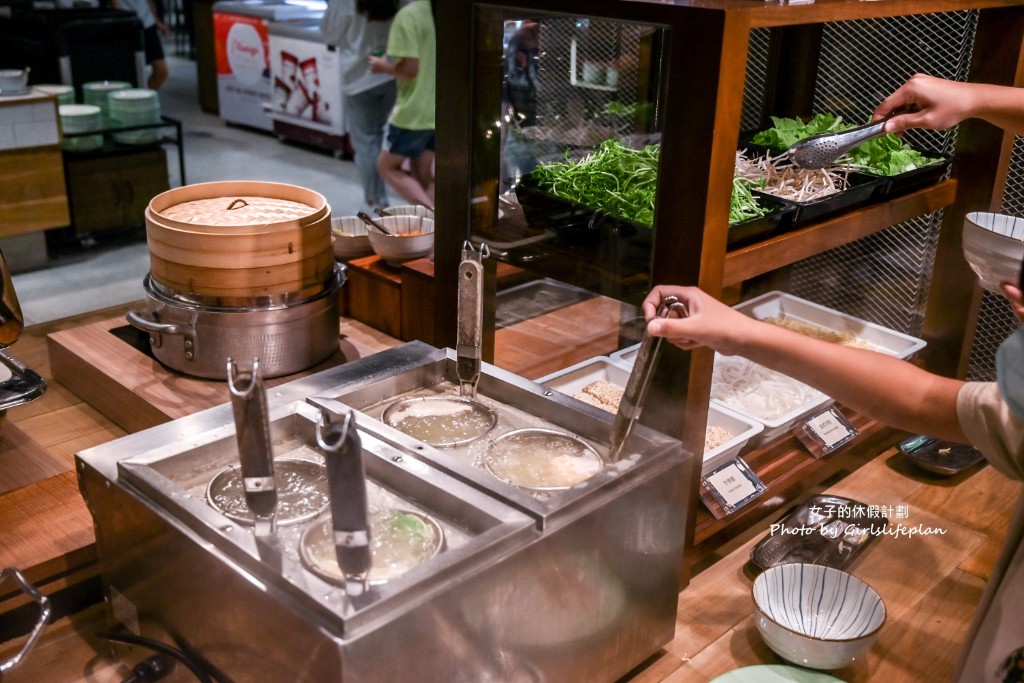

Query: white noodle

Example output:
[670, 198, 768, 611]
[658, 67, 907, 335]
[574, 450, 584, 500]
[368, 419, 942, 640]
[711, 355, 826, 421]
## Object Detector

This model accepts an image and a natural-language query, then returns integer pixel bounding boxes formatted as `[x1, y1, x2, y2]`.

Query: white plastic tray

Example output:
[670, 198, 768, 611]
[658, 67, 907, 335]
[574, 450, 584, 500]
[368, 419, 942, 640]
[710, 355, 832, 444]
[537, 356, 629, 397]
[702, 402, 764, 474]
[540, 356, 762, 472]
[612, 342, 830, 443]
[733, 291, 927, 360]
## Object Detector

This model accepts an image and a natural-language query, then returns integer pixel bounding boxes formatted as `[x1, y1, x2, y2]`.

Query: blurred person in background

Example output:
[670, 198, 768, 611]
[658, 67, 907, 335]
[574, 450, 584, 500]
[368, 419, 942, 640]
[643, 74, 1024, 683]
[113, 0, 171, 90]
[320, 0, 400, 213]
[368, 0, 435, 208]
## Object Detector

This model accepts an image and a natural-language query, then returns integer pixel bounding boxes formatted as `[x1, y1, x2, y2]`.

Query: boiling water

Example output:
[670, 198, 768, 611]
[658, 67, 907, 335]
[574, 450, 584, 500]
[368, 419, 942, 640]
[301, 508, 442, 584]
[384, 397, 496, 447]
[207, 457, 329, 525]
[485, 430, 602, 490]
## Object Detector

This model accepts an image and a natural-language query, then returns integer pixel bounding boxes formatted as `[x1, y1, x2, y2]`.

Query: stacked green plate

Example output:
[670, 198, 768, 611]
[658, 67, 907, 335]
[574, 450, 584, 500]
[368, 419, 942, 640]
[109, 88, 161, 144]
[59, 104, 103, 151]
[82, 80, 131, 126]
[34, 84, 75, 105]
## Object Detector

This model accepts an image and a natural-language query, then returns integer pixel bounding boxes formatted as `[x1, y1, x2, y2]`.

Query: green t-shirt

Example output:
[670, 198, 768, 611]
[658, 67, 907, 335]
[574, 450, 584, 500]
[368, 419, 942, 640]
[387, 0, 435, 131]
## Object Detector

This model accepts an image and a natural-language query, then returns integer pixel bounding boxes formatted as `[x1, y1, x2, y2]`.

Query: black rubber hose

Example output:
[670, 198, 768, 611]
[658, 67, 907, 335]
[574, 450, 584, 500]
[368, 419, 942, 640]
[95, 630, 213, 683]
[121, 653, 176, 683]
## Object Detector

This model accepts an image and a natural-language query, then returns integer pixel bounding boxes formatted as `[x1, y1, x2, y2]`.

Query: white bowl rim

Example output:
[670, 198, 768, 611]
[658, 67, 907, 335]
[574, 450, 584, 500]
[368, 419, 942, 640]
[752, 563, 887, 643]
[964, 211, 1024, 240]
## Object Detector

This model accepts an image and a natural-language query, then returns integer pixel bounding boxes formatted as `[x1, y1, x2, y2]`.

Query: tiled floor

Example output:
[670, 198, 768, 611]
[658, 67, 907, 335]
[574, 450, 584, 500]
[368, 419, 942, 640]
[11, 55, 368, 326]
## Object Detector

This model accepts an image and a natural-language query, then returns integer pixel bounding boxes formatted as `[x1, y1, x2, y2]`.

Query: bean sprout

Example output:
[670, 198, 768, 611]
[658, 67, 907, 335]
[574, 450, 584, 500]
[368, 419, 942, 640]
[735, 151, 851, 203]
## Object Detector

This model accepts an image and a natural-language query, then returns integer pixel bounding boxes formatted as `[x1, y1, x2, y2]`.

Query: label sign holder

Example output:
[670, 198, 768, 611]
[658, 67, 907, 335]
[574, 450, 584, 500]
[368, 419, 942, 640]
[699, 457, 767, 519]
[798, 406, 858, 459]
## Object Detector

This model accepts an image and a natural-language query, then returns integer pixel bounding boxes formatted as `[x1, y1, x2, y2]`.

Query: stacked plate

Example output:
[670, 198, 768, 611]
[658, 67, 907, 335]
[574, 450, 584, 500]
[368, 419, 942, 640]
[34, 84, 75, 104]
[59, 104, 103, 151]
[109, 88, 162, 144]
[82, 80, 131, 125]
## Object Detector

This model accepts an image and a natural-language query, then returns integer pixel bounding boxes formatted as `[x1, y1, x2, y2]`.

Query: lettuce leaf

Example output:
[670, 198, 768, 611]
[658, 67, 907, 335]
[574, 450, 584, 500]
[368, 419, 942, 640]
[750, 113, 851, 150]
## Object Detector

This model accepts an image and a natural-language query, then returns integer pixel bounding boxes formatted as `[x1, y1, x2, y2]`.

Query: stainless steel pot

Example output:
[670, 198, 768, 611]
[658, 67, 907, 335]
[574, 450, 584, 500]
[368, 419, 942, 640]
[126, 266, 343, 379]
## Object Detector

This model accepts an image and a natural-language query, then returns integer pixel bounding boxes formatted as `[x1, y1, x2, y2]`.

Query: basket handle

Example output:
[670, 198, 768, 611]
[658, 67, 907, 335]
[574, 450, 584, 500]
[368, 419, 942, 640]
[226, 198, 249, 211]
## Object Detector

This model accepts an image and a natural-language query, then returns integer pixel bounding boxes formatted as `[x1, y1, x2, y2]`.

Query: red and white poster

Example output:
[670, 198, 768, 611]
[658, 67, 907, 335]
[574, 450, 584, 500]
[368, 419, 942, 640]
[214, 11, 274, 131]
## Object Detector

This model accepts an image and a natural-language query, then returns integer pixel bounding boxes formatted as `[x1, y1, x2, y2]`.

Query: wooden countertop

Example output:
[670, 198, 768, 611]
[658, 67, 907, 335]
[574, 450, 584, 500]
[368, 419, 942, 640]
[0, 304, 1018, 682]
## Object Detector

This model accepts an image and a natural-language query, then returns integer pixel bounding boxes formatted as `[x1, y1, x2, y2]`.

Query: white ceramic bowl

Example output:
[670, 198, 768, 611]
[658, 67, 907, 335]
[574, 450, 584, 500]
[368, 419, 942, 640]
[367, 216, 434, 266]
[379, 204, 434, 220]
[330, 216, 374, 260]
[752, 563, 885, 670]
[963, 211, 1024, 293]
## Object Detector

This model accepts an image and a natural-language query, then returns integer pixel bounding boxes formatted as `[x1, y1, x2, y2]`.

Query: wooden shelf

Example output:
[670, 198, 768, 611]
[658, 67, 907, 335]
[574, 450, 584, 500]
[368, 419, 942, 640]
[723, 180, 957, 287]
[685, 0, 1024, 28]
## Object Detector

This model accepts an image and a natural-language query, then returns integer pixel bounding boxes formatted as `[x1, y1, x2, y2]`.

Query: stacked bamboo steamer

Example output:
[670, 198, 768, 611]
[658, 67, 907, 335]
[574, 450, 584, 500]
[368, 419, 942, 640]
[146, 181, 335, 304]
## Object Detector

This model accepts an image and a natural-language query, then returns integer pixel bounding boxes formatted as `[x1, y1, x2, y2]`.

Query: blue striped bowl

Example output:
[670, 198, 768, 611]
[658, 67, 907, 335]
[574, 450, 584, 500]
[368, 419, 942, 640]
[752, 563, 885, 670]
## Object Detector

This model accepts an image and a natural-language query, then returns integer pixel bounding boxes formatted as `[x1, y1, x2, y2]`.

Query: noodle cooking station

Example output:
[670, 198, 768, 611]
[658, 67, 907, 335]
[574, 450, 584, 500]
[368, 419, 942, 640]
[77, 341, 692, 682]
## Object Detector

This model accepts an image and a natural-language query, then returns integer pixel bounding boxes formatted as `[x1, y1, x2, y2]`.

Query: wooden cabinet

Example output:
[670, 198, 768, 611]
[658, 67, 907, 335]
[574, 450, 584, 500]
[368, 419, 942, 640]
[63, 146, 169, 235]
[436, 0, 1024, 571]
[0, 93, 69, 239]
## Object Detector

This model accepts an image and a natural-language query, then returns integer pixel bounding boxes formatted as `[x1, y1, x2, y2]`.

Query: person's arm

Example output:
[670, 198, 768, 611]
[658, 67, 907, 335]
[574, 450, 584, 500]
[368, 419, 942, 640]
[874, 74, 1024, 136]
[367, 55, 418, 79]
[642, 285, 968, 443]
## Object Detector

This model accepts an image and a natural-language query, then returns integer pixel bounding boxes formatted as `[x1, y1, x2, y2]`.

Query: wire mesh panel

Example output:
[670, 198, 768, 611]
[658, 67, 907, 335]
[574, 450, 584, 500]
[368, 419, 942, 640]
[755, 12, 978, 341]
[740, 29, 770, 133]
[533, 18, 645, 145]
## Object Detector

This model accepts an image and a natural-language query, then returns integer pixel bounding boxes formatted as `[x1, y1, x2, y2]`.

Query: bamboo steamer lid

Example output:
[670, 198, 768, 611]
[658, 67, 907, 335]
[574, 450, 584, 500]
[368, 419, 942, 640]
[146, 181, 332, 298]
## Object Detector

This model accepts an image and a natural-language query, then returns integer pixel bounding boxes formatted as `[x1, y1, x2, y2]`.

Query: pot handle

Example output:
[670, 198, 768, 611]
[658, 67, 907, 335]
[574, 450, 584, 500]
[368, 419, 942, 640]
[0, 567, 52, 674]
[126, 309, 192, 337]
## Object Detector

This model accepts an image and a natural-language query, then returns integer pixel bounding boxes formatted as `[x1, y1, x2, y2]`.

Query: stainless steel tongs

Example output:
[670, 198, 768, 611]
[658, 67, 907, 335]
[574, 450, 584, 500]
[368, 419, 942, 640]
[457, 241, 490, 399]
[607, 296, 688, 462]
[787, 108, 911, 170]
[227, 357, 277, 536]
[315, 401, 372, 604]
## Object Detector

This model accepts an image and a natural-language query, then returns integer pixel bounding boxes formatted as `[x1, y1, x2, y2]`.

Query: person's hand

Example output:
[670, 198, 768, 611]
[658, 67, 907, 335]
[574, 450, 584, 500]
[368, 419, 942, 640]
[1001, 280, 1024, 324]
[641, 285, 754, 355]
[872, 74, 975, 134]
[156, 19, 171, 37]
[367, 55, 389, 74]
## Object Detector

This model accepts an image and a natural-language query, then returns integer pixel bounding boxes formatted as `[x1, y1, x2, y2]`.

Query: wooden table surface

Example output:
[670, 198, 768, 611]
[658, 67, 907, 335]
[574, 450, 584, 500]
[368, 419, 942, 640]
[0, 303, 1018, 682]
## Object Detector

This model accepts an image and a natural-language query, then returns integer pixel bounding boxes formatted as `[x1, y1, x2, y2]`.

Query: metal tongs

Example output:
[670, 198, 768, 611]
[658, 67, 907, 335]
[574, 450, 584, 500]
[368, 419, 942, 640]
[787, 108, 912, 169]
[227, 357, 277, 536]
[315, 400, 372, 603]
[607, 295, 688, 462]
[457, 240, 490, 399]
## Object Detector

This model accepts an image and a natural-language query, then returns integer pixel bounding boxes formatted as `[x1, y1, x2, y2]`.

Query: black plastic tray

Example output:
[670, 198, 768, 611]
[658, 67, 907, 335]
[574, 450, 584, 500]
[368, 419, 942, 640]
[750, 494, 888, 571]
[728, 194, 795, 248]
[516, 175, 790, 249]
[860, 150, 952, 200]
[515, 174, 648, 239]
[899, 435, 985, 476]
[753, 171, 883, 229]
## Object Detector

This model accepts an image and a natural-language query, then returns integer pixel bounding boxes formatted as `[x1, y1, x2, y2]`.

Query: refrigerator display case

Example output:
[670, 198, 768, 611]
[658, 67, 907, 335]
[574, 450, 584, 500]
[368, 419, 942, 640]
[435, 0, 1024, 566]
[268, 18, 350, 156]
[213, 0, 325, 131]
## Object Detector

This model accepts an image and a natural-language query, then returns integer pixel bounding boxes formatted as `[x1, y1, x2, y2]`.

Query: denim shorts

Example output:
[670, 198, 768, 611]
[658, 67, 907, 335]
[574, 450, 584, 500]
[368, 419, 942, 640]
[384, 125, 435, 159]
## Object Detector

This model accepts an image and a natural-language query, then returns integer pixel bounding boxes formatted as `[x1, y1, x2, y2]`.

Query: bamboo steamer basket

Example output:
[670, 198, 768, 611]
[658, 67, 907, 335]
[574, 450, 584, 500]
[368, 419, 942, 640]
[146, 181, 333, 300]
